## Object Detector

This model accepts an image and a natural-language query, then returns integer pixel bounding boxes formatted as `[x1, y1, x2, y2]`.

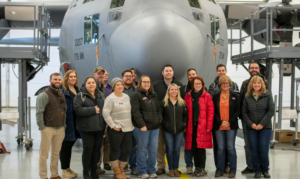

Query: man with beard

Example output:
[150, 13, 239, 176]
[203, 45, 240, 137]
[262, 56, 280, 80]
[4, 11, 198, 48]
[121, 69, 138, 174]
[36, 73, 67, 179]
[208, 64, 239, 174]
[240, 62, 268, 174]
[153, 64, 183, 175]
[93, 66, 108, 97]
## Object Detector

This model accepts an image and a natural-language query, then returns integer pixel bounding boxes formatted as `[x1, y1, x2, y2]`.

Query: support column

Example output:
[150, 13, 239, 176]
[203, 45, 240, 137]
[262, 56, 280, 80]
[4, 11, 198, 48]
[291, 60, 296, 127]
[17, 60, 24, 141]
[0, 61, 2, 130]
[266, 59, 273, 92]
[278, 59, 284, 129]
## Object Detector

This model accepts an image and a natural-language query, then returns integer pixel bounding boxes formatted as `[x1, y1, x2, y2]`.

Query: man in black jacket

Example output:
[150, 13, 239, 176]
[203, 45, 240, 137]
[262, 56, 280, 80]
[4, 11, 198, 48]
[240, 62, 268, 174]
[93, 66, 108, 97]
[153, 64, 183, 175]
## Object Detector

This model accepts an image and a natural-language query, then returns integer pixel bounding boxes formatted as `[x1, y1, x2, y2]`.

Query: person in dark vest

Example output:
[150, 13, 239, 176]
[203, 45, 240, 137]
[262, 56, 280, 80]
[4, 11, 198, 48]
[59, 70, 80, 178]
[36, 73, 67, 179]
[73, 76, 106, 179]
[152, 64, 183, 175]
[239, 62, 268, 175]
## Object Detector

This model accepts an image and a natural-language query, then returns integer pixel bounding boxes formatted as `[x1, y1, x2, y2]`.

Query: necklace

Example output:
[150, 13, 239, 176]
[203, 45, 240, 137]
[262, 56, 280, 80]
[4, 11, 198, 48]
[222, 94, 228, 103]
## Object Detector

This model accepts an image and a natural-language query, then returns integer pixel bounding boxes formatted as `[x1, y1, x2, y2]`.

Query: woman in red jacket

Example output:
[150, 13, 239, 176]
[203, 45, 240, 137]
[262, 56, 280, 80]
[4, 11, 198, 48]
[184, 76, 214, 177]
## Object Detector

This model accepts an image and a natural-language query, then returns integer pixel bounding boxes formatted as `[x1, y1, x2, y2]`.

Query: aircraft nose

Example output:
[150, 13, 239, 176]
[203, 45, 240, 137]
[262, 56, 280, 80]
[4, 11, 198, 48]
[109, 10, 204, 82]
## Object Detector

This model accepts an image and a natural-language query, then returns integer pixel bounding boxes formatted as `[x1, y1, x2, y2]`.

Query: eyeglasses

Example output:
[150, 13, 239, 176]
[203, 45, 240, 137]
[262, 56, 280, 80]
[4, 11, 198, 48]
[187, 68, 197, 73]
[250, 67, 259, 70]
[221, 82, 229, 86]
[123, 75, 132, 78]
[194, 83, 202, 86]
[142, 81, 150, 84]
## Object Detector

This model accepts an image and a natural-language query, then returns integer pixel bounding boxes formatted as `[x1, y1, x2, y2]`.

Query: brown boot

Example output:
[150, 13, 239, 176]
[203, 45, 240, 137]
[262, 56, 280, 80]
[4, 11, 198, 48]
[119, 166, 130, 179]
[174, 170, 180, 177]
[113, 167, 126, 179]
[168, 170, 175, 177]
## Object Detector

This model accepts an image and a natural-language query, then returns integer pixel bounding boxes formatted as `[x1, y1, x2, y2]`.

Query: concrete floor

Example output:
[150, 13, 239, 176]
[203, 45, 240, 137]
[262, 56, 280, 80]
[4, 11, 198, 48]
[1, 108, 300, 179]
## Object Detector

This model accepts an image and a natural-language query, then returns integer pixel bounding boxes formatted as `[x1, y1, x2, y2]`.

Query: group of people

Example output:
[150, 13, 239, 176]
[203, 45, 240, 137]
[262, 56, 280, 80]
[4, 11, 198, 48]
[36, 62, 274, 179]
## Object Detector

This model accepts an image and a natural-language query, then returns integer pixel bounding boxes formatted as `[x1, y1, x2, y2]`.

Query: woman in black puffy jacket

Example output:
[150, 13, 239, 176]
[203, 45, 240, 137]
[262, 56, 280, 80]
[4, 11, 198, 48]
[161, 84, 188, 177]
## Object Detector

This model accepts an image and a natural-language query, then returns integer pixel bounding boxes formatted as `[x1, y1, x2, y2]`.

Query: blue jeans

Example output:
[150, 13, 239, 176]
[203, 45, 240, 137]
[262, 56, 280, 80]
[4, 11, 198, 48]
[215, 130, 237, 174]
[242, 120, 253, 169]
[137, 128, 159, 175]
[184, 132, 193, 169]
[247, 129, 272, 173]
[129, 127, 140, 169]
[163, 131, 184, 170]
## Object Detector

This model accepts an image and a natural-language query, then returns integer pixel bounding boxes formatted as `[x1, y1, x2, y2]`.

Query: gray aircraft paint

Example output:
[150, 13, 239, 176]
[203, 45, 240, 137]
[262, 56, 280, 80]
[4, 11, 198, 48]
[59, 0, 228, 85]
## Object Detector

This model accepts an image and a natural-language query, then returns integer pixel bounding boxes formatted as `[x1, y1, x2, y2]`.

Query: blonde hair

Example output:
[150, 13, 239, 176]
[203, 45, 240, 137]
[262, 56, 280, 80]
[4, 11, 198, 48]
[62, 70, 78, 90]
[163, 84, 185, 107]
[245, 75, 267, 97]
[218, 75, 232, 87]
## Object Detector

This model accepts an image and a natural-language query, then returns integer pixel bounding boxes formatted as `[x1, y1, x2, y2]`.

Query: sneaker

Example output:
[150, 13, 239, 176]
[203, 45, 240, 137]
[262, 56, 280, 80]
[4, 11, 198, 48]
[130, 167, 138, 175]
[241, 167, 254, 174]
[215, 172, 223, 177]
[228, 173, 235, 178]
[62, 168, 77, 178]
[254, 172, 262, 178]
[123, 164, 129, 172]
[149, 174, 157, 178]
[262, 171, 270, 178]
[198, 168, 206, 176]
[139, 174, 149, 179]
[104, 164, 112, 170]
[96, 168, 106, 175]
[156, 168, 166, 175]
[193, 168, 200, 177]
[186, 167, 193, 174]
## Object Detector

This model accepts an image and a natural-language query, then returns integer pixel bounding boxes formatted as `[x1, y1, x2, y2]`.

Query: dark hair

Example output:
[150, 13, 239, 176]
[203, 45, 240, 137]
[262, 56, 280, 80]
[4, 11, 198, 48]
[83, 76, 97, 96]
[121, 70, 133, 77]
[137, 75, 154, 92]
[190, 76, 205, 90]
[216, 64, 227, 71]
[50, 73, 61, 80]
[162, 64, 173, 71]
[187, 68, 197, 74]
[248, 62, 260, 69]
[130, 68, 135, 71]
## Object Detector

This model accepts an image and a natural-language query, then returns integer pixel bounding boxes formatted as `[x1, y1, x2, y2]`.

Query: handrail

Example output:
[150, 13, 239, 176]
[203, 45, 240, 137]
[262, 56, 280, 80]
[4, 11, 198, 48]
[230, 6, 300, 61]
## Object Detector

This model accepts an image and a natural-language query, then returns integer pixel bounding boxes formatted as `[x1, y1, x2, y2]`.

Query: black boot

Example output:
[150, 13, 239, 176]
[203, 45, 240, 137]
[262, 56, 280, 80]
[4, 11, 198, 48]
[83, 172, 90, 179]
[254, 172, 262, 178]
[241, 167, 254, 174]
[262, 171, 270, 178]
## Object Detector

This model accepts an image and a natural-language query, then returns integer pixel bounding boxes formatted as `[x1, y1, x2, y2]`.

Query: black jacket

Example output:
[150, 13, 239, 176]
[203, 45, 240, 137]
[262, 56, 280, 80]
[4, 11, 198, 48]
[130, 90, 162, 130]
[153, 78, 184, 101]
[161, 99, 188, 134]
[242, 92, 274, 130]
[73, 88, 106, 132]
[213, 91, 240, 130]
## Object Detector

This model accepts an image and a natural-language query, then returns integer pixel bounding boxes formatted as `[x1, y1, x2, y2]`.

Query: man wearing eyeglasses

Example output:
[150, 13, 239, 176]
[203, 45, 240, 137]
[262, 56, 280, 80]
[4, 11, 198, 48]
[153, 64, 184, 175]
[239, 62, 268, 175]
[121, 69, 139, 175]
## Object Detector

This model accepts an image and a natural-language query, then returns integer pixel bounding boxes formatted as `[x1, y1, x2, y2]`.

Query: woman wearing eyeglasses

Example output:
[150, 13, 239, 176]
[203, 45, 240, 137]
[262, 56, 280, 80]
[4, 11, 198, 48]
[130, 75, 162, 179]
[184, 76, 214, 177]
[212, 76, 240, 178]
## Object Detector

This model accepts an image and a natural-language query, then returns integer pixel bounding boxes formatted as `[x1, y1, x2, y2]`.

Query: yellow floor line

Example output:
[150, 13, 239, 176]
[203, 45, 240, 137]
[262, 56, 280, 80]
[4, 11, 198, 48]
[164, 156, 190, 179]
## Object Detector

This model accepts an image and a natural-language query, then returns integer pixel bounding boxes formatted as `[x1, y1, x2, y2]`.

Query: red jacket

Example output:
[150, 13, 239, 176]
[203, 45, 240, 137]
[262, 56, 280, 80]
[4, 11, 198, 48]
[184, 89, 214, 149]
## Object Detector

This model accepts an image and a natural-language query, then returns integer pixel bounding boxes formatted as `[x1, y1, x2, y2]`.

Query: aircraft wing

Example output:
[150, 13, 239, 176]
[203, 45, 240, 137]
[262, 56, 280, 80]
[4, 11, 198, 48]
[0, 1, 71, 29]
[0, 37, 59, 46]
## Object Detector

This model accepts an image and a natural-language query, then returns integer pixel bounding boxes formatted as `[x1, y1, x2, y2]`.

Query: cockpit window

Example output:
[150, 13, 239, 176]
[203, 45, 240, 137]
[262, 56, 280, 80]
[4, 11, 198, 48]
[110, 0, 125, 9]
[83, 0, 95, 4]
[188, 0, 201, 9]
